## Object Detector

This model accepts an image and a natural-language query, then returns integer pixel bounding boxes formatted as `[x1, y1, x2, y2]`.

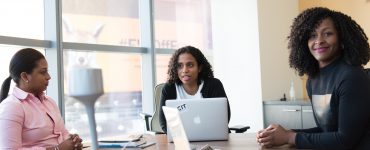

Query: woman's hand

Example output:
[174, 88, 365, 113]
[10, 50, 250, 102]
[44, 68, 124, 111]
[69, 134, 83, 147]
[48, 134, 83, 150]
[256, 124, 296, 148]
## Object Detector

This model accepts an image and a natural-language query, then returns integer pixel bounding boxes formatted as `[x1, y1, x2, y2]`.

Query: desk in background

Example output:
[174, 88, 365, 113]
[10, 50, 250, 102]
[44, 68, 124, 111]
[97, 133, 302, 150]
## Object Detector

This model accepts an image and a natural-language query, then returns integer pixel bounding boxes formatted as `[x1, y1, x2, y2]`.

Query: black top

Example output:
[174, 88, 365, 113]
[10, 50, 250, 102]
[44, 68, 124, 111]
[294, 58, 370, 150]
[158, 78, 230, 133]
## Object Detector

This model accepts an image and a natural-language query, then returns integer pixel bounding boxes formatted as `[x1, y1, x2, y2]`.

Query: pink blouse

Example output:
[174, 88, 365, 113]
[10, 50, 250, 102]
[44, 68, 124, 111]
[0, 87, 70, 150]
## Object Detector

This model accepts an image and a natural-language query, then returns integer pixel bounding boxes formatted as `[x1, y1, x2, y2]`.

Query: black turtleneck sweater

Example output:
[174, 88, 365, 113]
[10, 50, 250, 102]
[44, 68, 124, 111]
[294, 58, 370, 150]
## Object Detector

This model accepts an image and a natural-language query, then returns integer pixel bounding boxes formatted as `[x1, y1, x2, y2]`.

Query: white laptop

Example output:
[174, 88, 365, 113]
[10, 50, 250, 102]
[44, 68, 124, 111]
[165, 97, 229, 142]
[162, 106, 194, 150]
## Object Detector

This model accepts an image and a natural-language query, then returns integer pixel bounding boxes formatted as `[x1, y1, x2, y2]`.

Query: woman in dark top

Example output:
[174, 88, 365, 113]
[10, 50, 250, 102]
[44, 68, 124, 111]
[257, 7, 370, 149]
[158, 46, 230, 133]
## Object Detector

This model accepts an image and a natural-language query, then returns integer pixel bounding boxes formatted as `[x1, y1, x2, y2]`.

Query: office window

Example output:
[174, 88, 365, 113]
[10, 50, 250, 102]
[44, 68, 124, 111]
[156, 55, 171, 84]
[154, 0, 213, 83]
[154, 0, 212, 50]
[1, 0, 215, 143]
[62, 0, 145, 141]
[63, 50, 144, 140]
[0, 0, 44, 39]
[62, 0, 140, 46]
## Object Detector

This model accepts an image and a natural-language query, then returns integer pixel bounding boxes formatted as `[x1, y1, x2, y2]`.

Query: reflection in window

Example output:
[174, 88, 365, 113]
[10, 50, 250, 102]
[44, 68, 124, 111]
[154, 0, 213, 50]
[63, 51, 144, 140]
[156, 55, 171, 84]
[61, 0, 214, 141]
[62, 0, 140, 46]
[154, 0, 213, 83]
[62, 0, 144, 140]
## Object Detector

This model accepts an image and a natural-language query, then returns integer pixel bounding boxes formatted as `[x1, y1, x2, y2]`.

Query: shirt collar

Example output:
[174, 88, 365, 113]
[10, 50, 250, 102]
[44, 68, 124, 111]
[13, 86, 47, 101]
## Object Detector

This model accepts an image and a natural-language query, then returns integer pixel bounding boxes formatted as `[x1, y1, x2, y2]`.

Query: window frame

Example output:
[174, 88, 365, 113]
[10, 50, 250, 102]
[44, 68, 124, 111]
[0, 0, 176, 118]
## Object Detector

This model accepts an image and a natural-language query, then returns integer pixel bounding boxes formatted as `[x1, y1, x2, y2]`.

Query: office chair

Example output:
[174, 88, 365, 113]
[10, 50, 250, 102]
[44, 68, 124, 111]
[141, 83, 250, 134]
[229, 125, 250, 133]
[141, 83, 165, 134]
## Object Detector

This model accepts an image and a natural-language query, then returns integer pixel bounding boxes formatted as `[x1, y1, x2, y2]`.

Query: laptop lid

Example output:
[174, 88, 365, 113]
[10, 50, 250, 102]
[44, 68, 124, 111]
[165, 97, 229, 142]
[162, 106, 193, 150]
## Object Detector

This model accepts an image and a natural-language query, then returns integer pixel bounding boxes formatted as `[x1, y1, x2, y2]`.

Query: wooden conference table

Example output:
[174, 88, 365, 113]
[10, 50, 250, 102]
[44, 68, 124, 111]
[98, 133, 303, 150]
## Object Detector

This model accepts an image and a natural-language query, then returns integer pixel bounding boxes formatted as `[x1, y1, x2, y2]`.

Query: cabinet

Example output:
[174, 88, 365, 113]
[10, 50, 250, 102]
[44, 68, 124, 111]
[263, 101, 317, 129]
[301, 106, 317, 128]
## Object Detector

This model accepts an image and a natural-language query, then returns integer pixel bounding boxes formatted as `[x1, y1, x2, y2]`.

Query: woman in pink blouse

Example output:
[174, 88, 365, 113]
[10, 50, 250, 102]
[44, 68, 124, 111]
[0, 48, 83, 150]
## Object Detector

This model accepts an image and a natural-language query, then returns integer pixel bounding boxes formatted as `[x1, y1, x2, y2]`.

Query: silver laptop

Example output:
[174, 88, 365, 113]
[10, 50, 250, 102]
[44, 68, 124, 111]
[165, 97, 229, 142]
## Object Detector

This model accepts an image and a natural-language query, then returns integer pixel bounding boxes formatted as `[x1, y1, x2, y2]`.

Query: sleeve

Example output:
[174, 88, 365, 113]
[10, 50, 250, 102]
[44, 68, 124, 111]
[208, 78, 228, 98]
[50, 97, 70, 140]
[208, 78, 231, 123]
[292, 127, 322, 133]
[159, 84, 170, 133]
[0, 100, 46, 150]
[295, 71, 370, 149]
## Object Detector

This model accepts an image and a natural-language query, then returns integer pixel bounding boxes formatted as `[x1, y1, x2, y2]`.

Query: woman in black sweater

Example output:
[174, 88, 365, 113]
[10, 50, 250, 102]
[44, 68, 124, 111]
[158, 46, 230, 133]
[257, 7, 370, 149]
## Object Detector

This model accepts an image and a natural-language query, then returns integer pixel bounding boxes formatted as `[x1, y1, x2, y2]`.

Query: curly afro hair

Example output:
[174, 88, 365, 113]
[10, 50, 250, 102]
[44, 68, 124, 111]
[167, 46, 214, 85]
[288, 7, 370, 77]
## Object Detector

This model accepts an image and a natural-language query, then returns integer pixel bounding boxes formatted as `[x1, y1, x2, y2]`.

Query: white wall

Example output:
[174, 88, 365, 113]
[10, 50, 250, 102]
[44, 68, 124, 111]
[211, 0, 263, 132]
[257, 0, 301, 101]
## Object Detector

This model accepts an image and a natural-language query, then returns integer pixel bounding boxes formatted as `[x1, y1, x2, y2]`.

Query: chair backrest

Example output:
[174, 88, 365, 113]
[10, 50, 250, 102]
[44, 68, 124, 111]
[150, 83, 165, 133]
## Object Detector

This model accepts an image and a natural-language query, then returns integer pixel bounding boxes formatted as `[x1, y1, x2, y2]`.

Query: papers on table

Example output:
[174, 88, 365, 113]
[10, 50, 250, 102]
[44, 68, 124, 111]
[98, 134, 156, 148]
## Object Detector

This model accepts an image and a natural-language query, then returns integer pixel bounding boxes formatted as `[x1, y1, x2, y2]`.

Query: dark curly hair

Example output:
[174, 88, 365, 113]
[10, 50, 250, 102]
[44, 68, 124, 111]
[167, 46, 214, 85]
[288, 7, 370, 77]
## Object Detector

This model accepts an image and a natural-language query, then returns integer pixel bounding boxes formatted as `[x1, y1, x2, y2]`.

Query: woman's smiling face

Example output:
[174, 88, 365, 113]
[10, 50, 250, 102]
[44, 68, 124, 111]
[308, 18, 341, 68]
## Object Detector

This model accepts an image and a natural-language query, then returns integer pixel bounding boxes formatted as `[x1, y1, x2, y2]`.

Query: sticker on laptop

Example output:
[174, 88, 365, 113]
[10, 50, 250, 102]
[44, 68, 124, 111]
[176, 104, 187, 112]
